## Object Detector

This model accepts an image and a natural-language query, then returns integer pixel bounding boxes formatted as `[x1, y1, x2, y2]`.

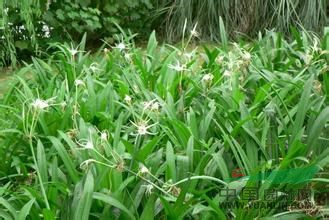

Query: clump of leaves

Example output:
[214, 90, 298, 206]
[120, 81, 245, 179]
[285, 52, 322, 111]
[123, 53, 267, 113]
[1, 29, 329, 219]
[43, 1, 102, 40]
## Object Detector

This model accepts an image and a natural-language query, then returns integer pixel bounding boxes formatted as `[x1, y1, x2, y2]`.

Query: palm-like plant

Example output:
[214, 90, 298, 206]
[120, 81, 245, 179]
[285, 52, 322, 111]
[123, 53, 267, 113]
[157, 0, 328, 42]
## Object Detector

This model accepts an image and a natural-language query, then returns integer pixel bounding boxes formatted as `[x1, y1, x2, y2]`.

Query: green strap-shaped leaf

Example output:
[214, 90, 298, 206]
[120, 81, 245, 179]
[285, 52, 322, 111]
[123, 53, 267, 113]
[93, 192, 135, 220]
[17, 198, 36, 220]
[49, 136, 79, 183]
[306, 107, 329, 152]
[74, 171, 94, 220]
[0, 0, 4, 29]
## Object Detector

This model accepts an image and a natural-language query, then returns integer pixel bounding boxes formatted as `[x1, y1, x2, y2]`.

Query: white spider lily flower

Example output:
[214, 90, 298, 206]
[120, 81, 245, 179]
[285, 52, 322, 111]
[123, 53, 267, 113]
[137, 122, 148, 135]
[202, 73, 214, 83]
[89, 63, 100, 73]
[168, 61, 187, 72]
[227, 61, 235, 71]
[184, 52, 193, 60]
[124, 53, 131, 61]
[74, 79, 85, 87]
[69, 48, 79, 56]
[236, 60, 244, 69]
[151, 102, 160, 111]
[184, 49, 197, 61]
[145, 184, 154, 196]
[139, 165, 150, 174]
[100, 131, 108, 141]
[77, 129, 95, 149]
[216, 55, 225, 64]
[142, 100, 153, 110]
[131, 120, 158, 136]
[303, 53, 313, 65]
[85, 140, 94, 149]
[223, 70, 232, 77]
[31, 98, 50, 111]
[190, 30, 200, 38]
[242, 52, 251, 62]
[42, 24, 51, 38]
[142, 100, 160, 111]
[80, 159, 96, 169]
[4, 8, 9, 15]
[124, 95, 132, 104]
[19, 25, 25, 31]
[190, 23, 199, 37]
[77, 139, 94, 149]
[311, 40, 320, 53]
[114, 42, 126, 51]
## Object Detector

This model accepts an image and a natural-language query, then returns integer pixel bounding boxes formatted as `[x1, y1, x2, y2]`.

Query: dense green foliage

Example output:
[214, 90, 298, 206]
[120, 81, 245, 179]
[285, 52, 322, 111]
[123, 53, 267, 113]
[43, 0, 154, 41]
[0, 0, 154, 66]
[1, 28, 329, 218]
[1, 0, 329, 67]
[160, 0, 329, 41]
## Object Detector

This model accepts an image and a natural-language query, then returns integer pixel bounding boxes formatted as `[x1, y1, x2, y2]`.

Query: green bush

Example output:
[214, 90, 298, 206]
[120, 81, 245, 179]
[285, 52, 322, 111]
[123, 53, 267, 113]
[0, 0, 46, 66]
[44, 0, 154, 42]
[0, 0, 155, 67]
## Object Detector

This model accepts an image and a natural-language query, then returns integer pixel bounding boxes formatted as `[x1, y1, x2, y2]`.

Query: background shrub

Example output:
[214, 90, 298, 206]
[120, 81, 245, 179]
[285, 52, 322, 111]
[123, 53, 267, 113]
[44, 0, 154, 43]
[0, 0, 329, 67]
[158, 0, 329, 42]
[0, 0, 154, 67]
